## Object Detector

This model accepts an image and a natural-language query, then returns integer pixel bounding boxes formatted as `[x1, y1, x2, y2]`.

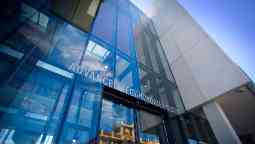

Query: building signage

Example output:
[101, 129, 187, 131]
[69, 63, 114, 87]
[69, 63, 175, 112]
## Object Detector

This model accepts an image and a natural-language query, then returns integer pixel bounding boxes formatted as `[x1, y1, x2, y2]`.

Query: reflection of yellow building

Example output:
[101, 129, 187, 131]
[99, 121, 160, 144]
[99, 121, 135, 144]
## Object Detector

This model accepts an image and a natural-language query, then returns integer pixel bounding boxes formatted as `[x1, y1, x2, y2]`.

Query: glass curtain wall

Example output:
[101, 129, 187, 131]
[99, 99, 136, 144]
[0, 0, 184, 143]
[98, 98, 169, 144]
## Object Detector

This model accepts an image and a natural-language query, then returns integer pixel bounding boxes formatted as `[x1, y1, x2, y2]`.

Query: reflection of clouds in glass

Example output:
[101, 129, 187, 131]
[82, 58, 107, 71]
[100, 100, 133, 131]
[61, 45, 83, 59]
[48, 23, 87, 68]
[85, 41, 110, 61]
[114, 56, 133, 92]
[82, 40, 113, 77]
[65, 24, 86, 39]
[100, 100, 114, 130]
[114, 73, 132, 92]
[80, 60, 113, 78]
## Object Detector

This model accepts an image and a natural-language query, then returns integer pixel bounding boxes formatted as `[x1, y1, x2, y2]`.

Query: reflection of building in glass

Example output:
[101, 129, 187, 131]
[99, 121, 159, 144]
[99, 122, 135, 144]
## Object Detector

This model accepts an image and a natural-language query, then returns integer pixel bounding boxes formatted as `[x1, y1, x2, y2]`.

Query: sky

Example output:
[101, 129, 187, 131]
[131, 0, 255, 82]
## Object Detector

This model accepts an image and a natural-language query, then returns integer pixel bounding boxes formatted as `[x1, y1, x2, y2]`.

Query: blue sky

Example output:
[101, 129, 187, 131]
[132, 0, 255, 82]
[177, 0, 255, 82]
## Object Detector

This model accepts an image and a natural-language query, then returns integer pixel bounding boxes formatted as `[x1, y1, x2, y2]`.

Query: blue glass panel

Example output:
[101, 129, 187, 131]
[1, 3, 88, 71]
[92, 1, 116, 45]
[2, 3, 45, 55]
[114, 56, 134, 93]
[59, 77, 103, 144]
[46, 23, 88, 70]
[117, 12, 132, 57]
[0, 64, 72, 143]
[68, 37, 115, 88]
[99, 99, 135, 142]
[0, 51, 23, 101]
[118, 0, 130, 14]
[0, 1, 31, 41]
[129, 2, 142, 27]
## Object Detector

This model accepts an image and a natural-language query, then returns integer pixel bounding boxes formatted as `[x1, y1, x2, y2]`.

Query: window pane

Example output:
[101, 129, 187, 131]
[134, 22, 161, 73]
[99, 99, 135, 143]
[117, 12, 132, 57]
[92, 1, 116, 45]
[115, 56, 139, 93]
[59, 77, 102, 143]
[138, 64, 182, 112]
[0, 64, 71, 143]
[78, 38, 114, 88]
[9, 3, 89, 71]
[118, 0, 130, 14]
[0, 44, 24, 85]
[46, 23, 87, 70]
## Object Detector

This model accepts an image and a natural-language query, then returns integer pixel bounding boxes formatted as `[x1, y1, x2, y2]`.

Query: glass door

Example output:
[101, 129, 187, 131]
[99, 99, 136, 144]
[137, 110, 166, 144]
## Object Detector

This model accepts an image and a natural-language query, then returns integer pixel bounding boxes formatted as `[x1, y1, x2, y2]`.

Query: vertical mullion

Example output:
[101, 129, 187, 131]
[162, 116, 171, 144]
[113, 1, 118, 89]
[134, 108, 140, 144]
[54, 76, 77, 143]
[128, 1, 142, 92]
[41, 82, 65, 143]
[95, 89, 104, 143]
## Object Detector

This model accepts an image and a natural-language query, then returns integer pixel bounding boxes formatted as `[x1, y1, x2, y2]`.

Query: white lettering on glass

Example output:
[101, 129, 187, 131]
[69, 63, 175, 112]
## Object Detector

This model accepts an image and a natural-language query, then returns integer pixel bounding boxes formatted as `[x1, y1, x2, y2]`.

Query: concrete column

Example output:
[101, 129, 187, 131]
[203, 101, 242, 144]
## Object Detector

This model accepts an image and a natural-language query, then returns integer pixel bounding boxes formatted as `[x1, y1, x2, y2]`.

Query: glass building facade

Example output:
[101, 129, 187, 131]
[0, 0, 218, 143]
